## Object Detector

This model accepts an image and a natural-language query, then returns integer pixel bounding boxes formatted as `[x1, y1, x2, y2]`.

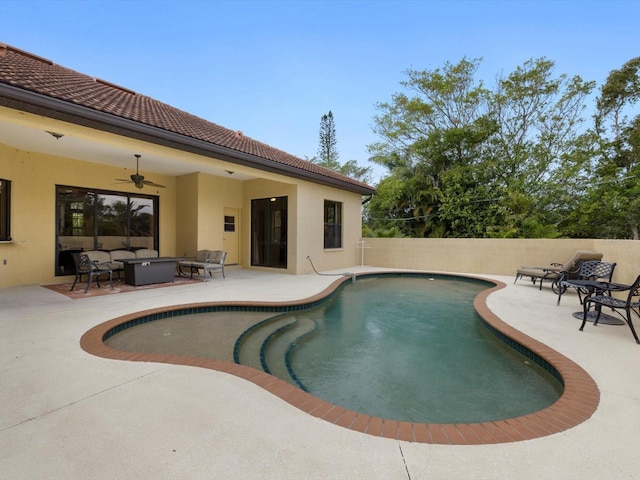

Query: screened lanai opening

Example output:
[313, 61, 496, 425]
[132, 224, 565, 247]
[55, 185, 159, 275]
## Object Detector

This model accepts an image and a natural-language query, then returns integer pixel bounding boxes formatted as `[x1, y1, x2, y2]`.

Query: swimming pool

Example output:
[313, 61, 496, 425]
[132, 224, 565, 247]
[234, 274, 562, 423]
[82, 271, 599, 444]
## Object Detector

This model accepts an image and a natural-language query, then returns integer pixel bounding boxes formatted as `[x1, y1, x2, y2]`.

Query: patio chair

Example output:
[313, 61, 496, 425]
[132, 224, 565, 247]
[178, 250, 226, 279]
[178, 250, 227, 278]
[204, 250, 227, 279]
[514, 250, 603, 291]
[70, 252, 113, 293]
[556, 260, 617, 305]
[178, 249, 210, 278]
[580, 274, 640, 344]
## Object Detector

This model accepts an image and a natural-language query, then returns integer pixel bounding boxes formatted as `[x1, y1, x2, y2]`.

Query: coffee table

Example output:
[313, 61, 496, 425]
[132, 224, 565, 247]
[121, 257, 178, 286]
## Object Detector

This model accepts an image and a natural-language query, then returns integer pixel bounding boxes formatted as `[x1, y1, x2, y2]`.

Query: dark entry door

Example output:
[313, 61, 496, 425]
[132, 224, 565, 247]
[251, 196, 287, 268]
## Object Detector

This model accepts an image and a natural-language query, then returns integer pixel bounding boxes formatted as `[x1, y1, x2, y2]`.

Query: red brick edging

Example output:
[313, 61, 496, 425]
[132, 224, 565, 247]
[80, 275, 599, 445]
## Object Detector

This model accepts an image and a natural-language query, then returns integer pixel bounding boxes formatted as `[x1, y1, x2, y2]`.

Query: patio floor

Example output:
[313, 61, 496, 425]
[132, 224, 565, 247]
[1, 266, 639, 479]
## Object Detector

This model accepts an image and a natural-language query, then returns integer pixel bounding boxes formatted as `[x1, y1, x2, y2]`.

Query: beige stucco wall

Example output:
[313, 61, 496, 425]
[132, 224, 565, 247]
[176, 172, 244, 258]
[240, 178, 364, 274]
[242, 178, 298, 273]
[0, 142, 176, 288]
[363, 238, 638, 285]
[0, 133, 366, 287]
[199, 173, 243, 252]
[175, 173, 199, 258]
[592, 239, 639, 286]
[296, 181, 364, 274]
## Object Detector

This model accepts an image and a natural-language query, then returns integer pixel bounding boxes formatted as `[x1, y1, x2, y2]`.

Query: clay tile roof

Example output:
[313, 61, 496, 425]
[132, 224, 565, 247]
[0, 43, 375, 194]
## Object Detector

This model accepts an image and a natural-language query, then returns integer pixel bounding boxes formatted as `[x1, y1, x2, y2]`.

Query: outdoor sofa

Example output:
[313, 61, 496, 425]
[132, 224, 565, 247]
[84, 249, 159, 279]
[178, 250, 227, 279]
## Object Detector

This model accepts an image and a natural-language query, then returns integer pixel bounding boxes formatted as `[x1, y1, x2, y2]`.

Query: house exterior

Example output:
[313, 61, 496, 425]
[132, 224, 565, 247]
[0, 43, 375, 288]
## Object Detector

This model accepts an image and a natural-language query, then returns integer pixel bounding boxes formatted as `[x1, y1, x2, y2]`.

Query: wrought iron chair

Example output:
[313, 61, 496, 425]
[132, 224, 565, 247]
[580, 274, 640, 344]
[70, 252, 113, 293]
[556, 260, 617, 305]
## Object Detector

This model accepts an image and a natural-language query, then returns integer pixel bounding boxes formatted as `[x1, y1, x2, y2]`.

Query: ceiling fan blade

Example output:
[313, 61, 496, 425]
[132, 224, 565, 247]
[114, 155, 164, 189]
[143, 180, 166, 188]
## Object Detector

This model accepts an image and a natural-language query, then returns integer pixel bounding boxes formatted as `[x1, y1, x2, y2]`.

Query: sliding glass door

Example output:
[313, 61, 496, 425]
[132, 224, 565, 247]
[55, 185, 158, 275]
[251, 196, 287, 268]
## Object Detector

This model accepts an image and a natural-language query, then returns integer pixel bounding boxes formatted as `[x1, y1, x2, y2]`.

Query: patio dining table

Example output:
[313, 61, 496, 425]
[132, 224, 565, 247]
[569, 280, 630, 325]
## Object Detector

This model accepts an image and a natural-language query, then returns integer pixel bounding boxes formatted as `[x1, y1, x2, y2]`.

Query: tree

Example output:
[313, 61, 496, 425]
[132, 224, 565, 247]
[317, 111, 340, 170]
[367, 58, 493, 237]
[311, 110, 373, 184]
[366, 57, 595, 238]
[485, 58, 595, 237]
[588, 57, 640, 239]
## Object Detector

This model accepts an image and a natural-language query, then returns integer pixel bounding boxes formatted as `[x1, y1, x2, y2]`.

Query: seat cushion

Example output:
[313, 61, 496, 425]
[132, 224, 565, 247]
[207, 250, 226, 264]
[109, 250, 136, 270]
[85, 250, 111, 265]
[135, 249, 158, 258]
[562, 251, 603, 272]
[194, 250, 210, 262]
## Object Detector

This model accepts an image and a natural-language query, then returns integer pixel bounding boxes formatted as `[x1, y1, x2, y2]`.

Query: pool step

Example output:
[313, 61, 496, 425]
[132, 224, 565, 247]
[261, 316, 317, 386]
[234, 316, 296, 371]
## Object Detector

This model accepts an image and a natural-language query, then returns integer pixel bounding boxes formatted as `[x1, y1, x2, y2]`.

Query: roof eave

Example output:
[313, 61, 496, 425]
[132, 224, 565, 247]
[0, 83, 376, 195]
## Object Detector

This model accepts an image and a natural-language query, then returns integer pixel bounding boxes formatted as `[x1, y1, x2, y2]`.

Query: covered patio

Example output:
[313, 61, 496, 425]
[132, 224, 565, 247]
[1, 266, 638, 479]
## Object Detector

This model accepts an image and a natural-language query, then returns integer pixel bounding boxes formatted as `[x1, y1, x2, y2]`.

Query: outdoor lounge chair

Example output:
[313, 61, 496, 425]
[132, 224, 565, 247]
[514, 250, 603, 291]
[556, 260, 617, 305]
[70, 252, 113, 293]
[580, 274, 640, 344]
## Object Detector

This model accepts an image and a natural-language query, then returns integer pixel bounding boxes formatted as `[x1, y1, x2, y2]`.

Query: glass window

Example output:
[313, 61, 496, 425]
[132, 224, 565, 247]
[55, 185, 158, 275]
[324, 200, 342, 249]
[224, 215, 235, 232]
[0, 179, 10, 241]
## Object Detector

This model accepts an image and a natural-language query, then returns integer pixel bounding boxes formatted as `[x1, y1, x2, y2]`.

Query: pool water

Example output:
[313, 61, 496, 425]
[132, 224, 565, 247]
[105, 273, 564, 425]
[269, 276, 562, 423]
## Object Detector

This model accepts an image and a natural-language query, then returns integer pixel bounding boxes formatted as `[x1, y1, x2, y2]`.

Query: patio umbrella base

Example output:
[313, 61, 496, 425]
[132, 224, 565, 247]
[572, 311, 625, 325]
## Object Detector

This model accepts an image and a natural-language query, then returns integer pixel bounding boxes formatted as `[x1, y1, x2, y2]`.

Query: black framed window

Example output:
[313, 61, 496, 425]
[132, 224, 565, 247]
[55, 185, 158, 275]
[324, 200, 342, 249]
[224, 215, 236, 232]
[0, 179, 10, 241]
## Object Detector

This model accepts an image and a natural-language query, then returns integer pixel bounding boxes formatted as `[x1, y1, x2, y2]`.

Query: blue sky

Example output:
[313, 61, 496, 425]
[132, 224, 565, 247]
[3, 0, 639, 182]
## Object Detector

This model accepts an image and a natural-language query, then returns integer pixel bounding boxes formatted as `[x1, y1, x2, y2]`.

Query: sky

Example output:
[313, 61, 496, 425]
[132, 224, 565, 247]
[2, 0, 639, 183]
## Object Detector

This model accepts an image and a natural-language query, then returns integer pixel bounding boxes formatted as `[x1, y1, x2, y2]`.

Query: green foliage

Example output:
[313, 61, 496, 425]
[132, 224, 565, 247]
[312, 110, 373, 184]
[339, 159, 373, 184]
[366, 57, 604, 238]
[361, 224, 404, 238]
[317, 111, 340, 170]
[591, 57, 640, 238]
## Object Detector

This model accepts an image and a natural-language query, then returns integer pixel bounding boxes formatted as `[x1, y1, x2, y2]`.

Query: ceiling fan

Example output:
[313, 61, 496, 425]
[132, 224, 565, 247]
[115, 154, 165, 189]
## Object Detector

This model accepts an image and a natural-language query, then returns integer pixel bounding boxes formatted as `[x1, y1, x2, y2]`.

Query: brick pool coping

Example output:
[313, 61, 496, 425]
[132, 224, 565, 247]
[80, 273, 599, 445]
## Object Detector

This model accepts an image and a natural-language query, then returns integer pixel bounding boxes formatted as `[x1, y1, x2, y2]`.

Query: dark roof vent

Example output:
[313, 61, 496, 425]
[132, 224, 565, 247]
[236, 130, 243, 137]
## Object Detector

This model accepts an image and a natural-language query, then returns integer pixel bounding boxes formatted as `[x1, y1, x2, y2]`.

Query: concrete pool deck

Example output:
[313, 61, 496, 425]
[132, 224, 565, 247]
[1, 267, 639, 479]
